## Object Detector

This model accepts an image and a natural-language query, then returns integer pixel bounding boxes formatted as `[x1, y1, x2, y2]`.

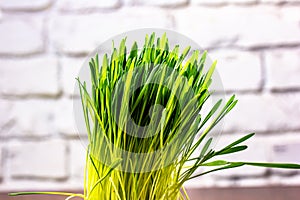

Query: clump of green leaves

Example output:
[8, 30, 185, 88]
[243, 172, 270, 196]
[10, 33, 300, 200]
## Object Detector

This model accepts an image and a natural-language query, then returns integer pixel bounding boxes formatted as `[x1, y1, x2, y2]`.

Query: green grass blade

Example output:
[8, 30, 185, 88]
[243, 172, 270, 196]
[243, 162, 300, 169]
[9, 192, 84, 198]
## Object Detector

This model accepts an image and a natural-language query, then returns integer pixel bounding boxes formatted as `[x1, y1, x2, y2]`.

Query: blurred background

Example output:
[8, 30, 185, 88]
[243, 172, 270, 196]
[0, 0, 300, 199]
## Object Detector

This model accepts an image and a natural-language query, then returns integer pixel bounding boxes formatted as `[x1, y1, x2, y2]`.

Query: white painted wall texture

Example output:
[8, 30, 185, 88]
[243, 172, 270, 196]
[0, 0, 300, 192]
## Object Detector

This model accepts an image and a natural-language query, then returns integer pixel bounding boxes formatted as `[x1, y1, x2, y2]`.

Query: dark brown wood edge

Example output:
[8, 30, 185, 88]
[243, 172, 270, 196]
[187, 186, 300, 200]
[2, 186, 300, 200]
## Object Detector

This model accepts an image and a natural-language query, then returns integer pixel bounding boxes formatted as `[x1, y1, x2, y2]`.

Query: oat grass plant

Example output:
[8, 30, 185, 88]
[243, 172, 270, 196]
[10, 33, 300, 200]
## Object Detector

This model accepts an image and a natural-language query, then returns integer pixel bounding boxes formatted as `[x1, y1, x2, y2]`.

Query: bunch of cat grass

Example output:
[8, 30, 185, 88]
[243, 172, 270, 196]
[10, 33, 300, 200]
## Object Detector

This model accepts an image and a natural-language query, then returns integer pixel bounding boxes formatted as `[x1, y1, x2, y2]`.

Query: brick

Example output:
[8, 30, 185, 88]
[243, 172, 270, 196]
[0, 179, 82, 192]
[9, 140, 67, 179]
[268, 133, 300, 174]
[191, 0, 257, 4]
[184, 176, 216, 188]
[0, 17, 44, 55]
[3, 99, 84, 137]
[273, 175, 300, 186]
[122, 0, 135, 6]
[222, 93, 300, 132]
[271, 143, 300, 163]
[50, 8, 172, 55]
[265, 49, 300, 90]
[184, 175, 237, 188]
[57, 0, 119, 11]
[4, 100, 57, 137]
[0, 0, 52, 11]
[54, 98, 79, 136]
[0, 99, 13, 135]
[0, 146, 3, 179]
[269, 174, 300, 186]
[0, 56, 59, 96]
[211, 134, 268, 177]
[261, 0, 300, 3]
[210, 50, 262, 91]
[235, 178, 270, 187]
[69, 140, 86, 184]
[73, 96, 92, 137]
[136, 0, 188, 6]
[60, 57, 85, 96]
[212, 179, 236, 187]
[174, 6, 300, 48]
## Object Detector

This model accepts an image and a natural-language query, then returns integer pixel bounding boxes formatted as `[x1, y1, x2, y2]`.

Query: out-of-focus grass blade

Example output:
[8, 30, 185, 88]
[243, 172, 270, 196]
[200, 137, 213, 158]
[9, 192, 84, 198]
[216, 145, 248, 156]
[222, 133, 255, 150]
[201, 160, 228, 166]
[189, 162, 244, 179]
[243, 162, 300, 169]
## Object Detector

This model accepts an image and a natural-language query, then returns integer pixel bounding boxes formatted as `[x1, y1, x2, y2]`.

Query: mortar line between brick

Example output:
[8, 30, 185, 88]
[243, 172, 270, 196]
[222, 129, 300, 136]
[260, 51, 267, 93]
[5, 87, 300, 101]
[1, 144, 12, 186]
[65, 141, 71, 182]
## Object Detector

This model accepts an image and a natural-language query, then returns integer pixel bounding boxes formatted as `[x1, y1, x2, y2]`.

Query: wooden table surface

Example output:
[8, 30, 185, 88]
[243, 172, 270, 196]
[2, 186, 300, 200]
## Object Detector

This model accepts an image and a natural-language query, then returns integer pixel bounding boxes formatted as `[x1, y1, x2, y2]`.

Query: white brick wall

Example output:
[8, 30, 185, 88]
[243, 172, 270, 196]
[261, 0, 300, 3]
[211, 50, 262, 91]
[5, 100, 57, 137]
[191, 0, 258, 5]
[0, 146, 3, 179]
[0, 17, 44, 55]
[0, 56, 59, 96]
[0, 99, 13, 134]
[8, 140, 67, 179]
[69, 140, 86, 184]
[223, 93, 300, 132]
[265, 49, 300, 90]
[268, 133, 300, 174]
[57, 0, 120, 11]
[235, 177, 270, 187]
[174, 6, 300, 49]
[136, 0, 188, 7]
[192, 0, 300, 4]
[2, 99, 80, 137]
[0, 0, 52, 11]
[60, 57, 85, 96]
[54, 98, 78, 136]
[0, 0, 300, 192]
[271, 174, 300, 186]
[50, 8, 172, 55]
